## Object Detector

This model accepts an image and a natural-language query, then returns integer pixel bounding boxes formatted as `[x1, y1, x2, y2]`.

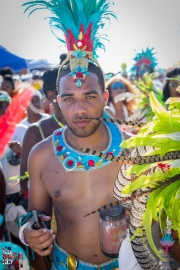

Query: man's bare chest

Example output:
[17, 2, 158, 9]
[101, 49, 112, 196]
[40, 156, 121, 205]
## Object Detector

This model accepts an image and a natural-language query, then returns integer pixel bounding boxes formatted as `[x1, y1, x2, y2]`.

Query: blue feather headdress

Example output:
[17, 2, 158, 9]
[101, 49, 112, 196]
[22, 0, 117, 87]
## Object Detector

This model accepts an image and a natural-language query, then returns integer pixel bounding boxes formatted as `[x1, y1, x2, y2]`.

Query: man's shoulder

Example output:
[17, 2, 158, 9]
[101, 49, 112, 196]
[40, 113, 50, 120]
[22, 124, 44, 148]
[26, 122, 42, 134]
[26, 120, 50, 133]
[30, 135, 53, 157]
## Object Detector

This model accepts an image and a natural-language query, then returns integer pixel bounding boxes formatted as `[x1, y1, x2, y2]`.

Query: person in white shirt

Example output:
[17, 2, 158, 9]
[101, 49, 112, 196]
[20, 90, 50, 127]
[2, 124, 27, 197]
[0, 91, 28, 209]
[1, 123, 28, 209]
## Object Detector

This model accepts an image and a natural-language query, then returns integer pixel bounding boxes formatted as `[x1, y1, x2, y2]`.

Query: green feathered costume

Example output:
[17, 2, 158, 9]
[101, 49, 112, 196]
[121, 92, 180, 259]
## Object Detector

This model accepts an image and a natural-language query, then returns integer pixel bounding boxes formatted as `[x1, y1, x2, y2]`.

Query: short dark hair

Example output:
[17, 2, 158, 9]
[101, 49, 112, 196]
[3, 76, 15, 89]
[59, 53, 67, 65]
[42, 67, 59, 97]
[57, 62, 105, 93]
[0, 67, 14, 78]
[163, 67, 180, 101]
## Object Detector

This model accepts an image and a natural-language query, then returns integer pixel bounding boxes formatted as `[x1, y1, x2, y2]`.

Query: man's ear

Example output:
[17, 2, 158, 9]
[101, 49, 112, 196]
[57, 95, 60, 103]
[103, 89, 109, 106]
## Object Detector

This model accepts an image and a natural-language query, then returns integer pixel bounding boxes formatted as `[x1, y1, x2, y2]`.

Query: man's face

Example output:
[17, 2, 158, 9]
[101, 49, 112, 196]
[0, 80, 14, 96]
[0, 101, 9, 115]
[59, 73, 108, 138]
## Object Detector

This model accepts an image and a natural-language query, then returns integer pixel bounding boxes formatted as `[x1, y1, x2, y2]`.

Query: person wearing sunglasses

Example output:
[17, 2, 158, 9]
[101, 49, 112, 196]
[106, 76, 137, 121]
[163, 67, 180, 101]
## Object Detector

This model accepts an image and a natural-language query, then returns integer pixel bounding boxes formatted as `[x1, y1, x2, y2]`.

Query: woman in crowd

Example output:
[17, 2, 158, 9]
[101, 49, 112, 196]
[106, 75, 137, 120]
[163, 67, 180, 101]
[0, 75, 19, 99]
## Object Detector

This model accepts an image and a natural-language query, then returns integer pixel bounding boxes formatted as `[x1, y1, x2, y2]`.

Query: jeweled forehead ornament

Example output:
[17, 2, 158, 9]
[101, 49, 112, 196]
[57, 23, 105, 88]
[70, 30, 91, 87]
[60, 24, 101, 88]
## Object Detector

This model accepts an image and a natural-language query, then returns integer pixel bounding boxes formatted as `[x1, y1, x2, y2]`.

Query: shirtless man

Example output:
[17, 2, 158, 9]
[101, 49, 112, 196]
[20, 66, 64, 191]
[22, 62, 130, 269]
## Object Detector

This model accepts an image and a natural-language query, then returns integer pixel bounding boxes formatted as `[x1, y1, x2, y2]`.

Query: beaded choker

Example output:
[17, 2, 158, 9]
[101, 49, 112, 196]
[52, 111, 123, 172]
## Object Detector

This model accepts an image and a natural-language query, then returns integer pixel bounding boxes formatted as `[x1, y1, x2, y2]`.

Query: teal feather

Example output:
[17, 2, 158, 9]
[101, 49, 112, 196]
[96, 0, 109, 11]
[27, 7, 47, 17]
[51, 30, 66, 44]
[22, 0, 117, 57]
[82, 0, 97, 20]
[70, 0, 86, 29]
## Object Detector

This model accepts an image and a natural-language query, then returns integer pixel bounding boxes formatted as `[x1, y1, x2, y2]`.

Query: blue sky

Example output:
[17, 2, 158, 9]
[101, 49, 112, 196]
[1, 0, 180, 73]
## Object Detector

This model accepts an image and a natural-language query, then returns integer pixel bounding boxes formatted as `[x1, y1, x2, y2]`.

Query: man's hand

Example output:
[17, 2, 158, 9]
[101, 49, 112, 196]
[9, 141, 22, 156]
[23, 216, 56, 256]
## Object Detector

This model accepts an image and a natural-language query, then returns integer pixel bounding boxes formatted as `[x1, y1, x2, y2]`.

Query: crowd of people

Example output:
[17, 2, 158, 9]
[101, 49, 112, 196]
[1, 0, 180, 270]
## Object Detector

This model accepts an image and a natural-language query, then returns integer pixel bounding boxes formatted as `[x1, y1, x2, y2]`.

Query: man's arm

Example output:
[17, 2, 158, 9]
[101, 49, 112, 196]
[0, 167, 6, 240]
[20, 125, 42, 192]
[23, 141, 55, 256]
[27, 140, 52, 214]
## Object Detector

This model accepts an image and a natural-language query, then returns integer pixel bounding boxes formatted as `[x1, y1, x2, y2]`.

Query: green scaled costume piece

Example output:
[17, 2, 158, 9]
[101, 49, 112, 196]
[121, 91, 180, 258]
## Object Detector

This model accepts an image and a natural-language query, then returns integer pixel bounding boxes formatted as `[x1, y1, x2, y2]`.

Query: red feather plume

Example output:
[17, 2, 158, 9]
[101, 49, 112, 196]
[66, 23, 93, 51]
[67, 29, 75, 50]
[0, 88, 33, 157]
